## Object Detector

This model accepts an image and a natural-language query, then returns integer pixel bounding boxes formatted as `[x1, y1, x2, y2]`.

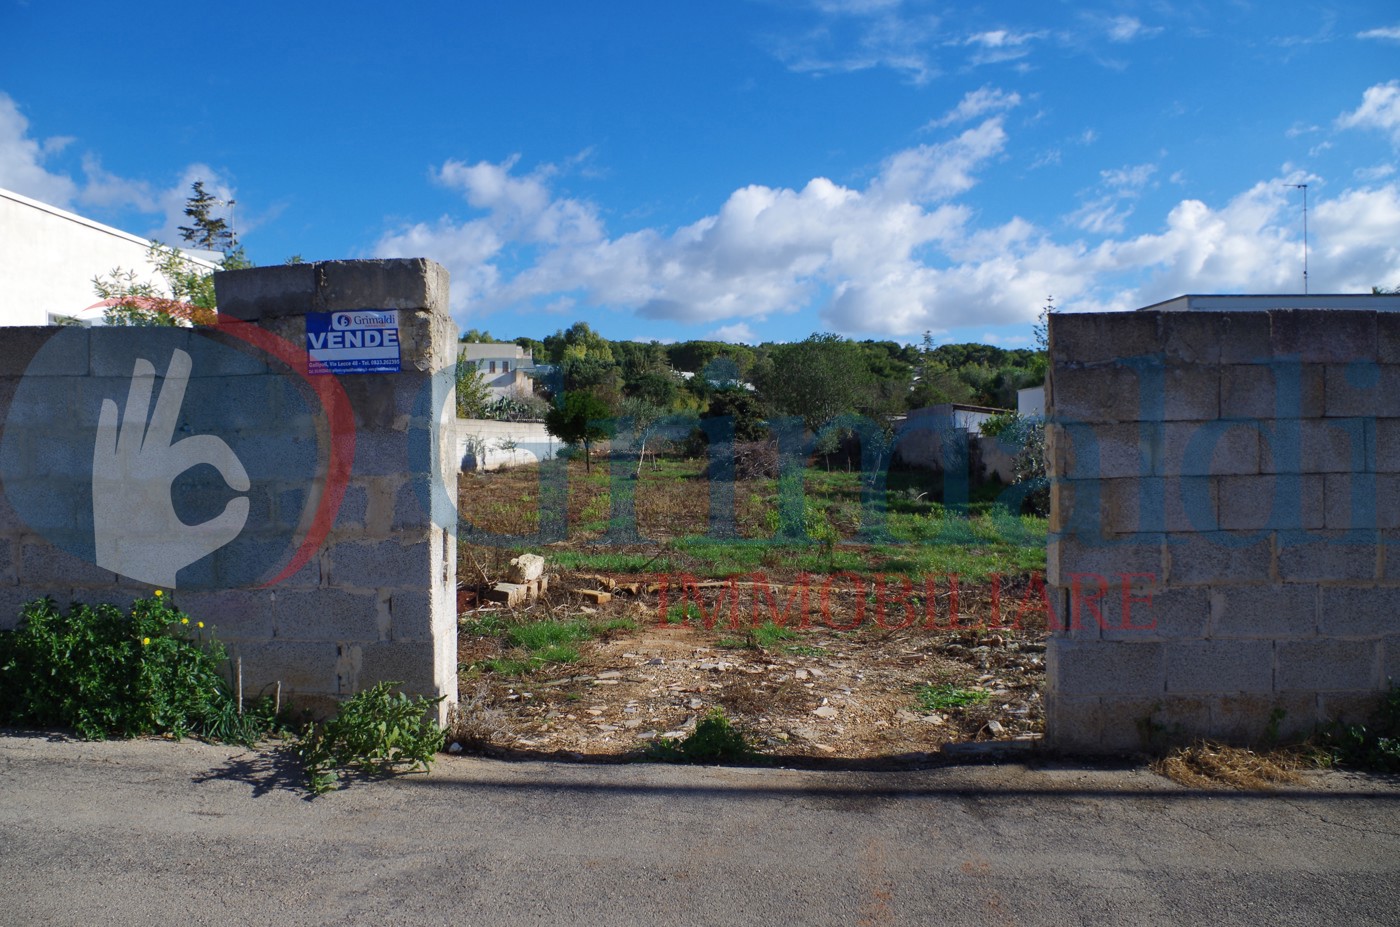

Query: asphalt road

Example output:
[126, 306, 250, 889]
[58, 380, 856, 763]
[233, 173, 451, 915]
[1, 732, 1398, 927]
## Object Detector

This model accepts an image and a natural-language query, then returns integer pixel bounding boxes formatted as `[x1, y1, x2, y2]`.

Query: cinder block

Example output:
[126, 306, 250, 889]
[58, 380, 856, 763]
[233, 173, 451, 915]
[226, 640, 343, 695]
[1378, 313, 1400, 364]
[171, 589, 275, 640]
[326, 538, 434, 588]
[1324, 472, 1400, 530]
[1374, 419, 1400, 473]
[86, 327, 193, 378]
[1165, 532, 1273, 586]
[1048, 365, 1144, 424]
[484, 582, 528, 607]
[1166, 640, 1274, 694]
[388, 590, 435, 640]
[391, 476, 431, 530]
[1047, 638, 1165, 697]
[1161, 421, 1259, 476]
[331, 483, 370, 533]
[214, 263, 317, 321]
[273, 589, 384, 641]
[182, 330, 270, 377]
[350, 431, 414, 477]
[1262, 419, 1369, 474]
[354, 641, 444, 699]
[1105, 695, 1212, 752]
[1100, 586, 1211, 641]
[1211, 585, 1317, 639]
[1319, 692, 1390, 727]
[20, 540, 114, 586]
[1384, 635, 1400, 685]
[1277, 530, 1379, 583]
[314, 259, 449, 314]
[1043, 693, 1104, 752]
[1276, 638, 1380, 692]
[1216, 473, 1324, 531]
[0, 327, 85, 377]
[0, 536, 13, 584]
[1270, 309, 1378, 363]
[1220, 363, 1324, 420]
[1318, 586, 1400, 638]
[1325, 363, 1400, 418]
[1052, 422, 1154, 480]
[1161, 365, 1220, 421]
[1050, 312, 1161, 367]
[1157, 312, 1222, 365]
[1047, 533, 1163, 588]
[1210, 693, 1319, 743]
[1217, 314, 1274, 365]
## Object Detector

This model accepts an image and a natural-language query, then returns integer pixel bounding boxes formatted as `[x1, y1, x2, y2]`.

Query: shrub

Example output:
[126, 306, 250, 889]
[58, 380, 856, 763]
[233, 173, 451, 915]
[643, 708, 762, 764]
[297, 681, 446, 795]
[0, 593, 275, 744]
[1319, 683, 1400, 772]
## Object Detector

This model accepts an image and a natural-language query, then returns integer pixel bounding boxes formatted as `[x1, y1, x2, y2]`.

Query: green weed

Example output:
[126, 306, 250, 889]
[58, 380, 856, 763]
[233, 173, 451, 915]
[643, 708, 763, 764]
[913, 683, 989, 712]
[296, 681, 445, 795]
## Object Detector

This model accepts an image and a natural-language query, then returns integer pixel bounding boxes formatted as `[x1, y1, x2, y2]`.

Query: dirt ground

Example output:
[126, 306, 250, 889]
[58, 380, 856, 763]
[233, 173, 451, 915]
[453, 570, 1047, 766]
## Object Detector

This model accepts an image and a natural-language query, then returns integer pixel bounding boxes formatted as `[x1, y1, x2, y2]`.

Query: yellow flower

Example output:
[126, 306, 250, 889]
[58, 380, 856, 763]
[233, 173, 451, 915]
[142, 637, 151, 646]
[181, 617, 189, 625]
[154, 590, 163, 597]
[197, 622, 204, 629]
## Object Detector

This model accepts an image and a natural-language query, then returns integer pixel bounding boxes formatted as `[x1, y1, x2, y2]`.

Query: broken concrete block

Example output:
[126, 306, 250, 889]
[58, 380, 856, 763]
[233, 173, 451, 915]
[578, 589, 612, 604]
[484, 582, 528, 607]
[507, 554, 546, 583]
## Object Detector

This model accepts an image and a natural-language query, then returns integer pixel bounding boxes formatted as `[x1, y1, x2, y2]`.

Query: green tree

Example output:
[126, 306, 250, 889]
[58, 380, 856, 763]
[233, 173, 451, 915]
[758, 333, 875, 430]
[178, 180, 236, 254]
[455, 357, 492, 419]
[545, 391, 613, 472]
[93, 242, 222, 327]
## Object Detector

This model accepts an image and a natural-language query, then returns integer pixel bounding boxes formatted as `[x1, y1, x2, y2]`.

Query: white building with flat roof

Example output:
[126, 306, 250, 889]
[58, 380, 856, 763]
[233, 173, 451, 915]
[0, 187, 221, 327]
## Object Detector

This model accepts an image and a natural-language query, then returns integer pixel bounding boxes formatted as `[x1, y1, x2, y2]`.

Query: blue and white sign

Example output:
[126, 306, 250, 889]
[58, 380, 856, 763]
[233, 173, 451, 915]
[306, 310, 401, 375]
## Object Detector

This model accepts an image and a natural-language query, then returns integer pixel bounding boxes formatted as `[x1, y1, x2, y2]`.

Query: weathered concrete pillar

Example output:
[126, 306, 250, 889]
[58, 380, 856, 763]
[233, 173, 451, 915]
[213, 259, 458, 720]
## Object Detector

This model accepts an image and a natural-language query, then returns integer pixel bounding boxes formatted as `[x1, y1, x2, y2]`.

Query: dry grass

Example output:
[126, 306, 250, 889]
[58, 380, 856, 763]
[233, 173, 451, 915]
[445, 683, 511, 753]
[1153, 741, 1309, 790]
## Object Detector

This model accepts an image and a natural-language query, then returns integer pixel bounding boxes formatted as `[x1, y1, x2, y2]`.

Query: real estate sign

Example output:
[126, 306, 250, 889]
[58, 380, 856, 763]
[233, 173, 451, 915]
[306, 310, 401, 375]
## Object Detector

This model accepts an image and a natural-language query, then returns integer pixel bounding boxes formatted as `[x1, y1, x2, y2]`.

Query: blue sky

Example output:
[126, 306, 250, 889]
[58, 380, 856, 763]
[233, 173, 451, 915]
[3, 1, 1399, 348]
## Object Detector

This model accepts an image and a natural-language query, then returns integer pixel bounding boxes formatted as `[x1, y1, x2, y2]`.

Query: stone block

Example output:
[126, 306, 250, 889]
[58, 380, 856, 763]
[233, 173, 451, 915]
[1277, 530, 1379, 583]
[1378, 312, 1400, 364]
[1164, 531, 1273, 586]
[1270, 309, 1377, 363]
[1276, 639, 1380, 692]
[1050, 312, 1161, 367]
[1042, 693, 1104, 752]
[1052, 423, 1154, 480]
[1210, 693, 1319, 743]
[388, 590, 435, 641]
[484, 582, 528, 607]
[172, 589, 275, 640]
[1161, 365, 1219, 421]
[1100, 586, 1211, 641]
[579, 588, 613, 604]
[214, 263, 317, 321]
[20, 540, 114, 586]
[1048, 365, 1143, 424]
[1324, 472, 1400, 530]
[1261, 419, 1369, 474]
[1325, 363, 1400, 418]
[1384, 635, 1400, 684]
[1318, 586, 1400, 638]
[507, 553, 545, 583]
[313, 259, 450, 314]
[1157, 312, 1222, 365]
[1220, 363, 1324, 420]
[1211, 585, 1317, 639]
[0, 536, 12, 584]
[1047, 638, 1165, 697]
[1374, 419, 1400, 473]
[1047, 533, 1163, 588]
[229, 639, 346, 696]
[391, 476, 432, 531]
[0, 327, 84, 377]
[1109, 695, 1212, 751]
[273, 589, 385, 641]
[1160, 421, 1259, 476]
[354, 641, 444, 700]
[1216, 473, 1324, 531]
[1166, 640, 1274, 694]
[1319, 692, 1390, 727]
[1217, 314, 1274, 364]
[326, 538, 433, 589]
[86, 327, 193, 377]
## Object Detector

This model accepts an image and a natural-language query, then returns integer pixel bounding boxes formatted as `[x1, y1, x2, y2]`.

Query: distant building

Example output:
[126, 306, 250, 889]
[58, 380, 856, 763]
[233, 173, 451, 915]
[0, 186, 220, 327]
[458, 342, 553, 398]
[1139, 293, 1400, 312]
[1017, 386, 1045, 418]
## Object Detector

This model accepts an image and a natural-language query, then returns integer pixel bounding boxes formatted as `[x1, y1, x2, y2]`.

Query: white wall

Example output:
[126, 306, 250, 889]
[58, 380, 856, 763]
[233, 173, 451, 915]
[456, 419, 557, 471]
[0, 187, 220, 327]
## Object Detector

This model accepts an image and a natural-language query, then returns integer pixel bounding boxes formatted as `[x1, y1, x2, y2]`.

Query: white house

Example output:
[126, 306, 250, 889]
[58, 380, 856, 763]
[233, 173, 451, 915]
[0, 186, 221, 327]
[459, 342, 552, 399]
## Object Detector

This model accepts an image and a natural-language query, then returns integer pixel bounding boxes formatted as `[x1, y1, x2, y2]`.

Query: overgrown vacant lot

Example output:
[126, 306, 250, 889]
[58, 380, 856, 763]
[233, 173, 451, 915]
[453, 456, 1049, 764]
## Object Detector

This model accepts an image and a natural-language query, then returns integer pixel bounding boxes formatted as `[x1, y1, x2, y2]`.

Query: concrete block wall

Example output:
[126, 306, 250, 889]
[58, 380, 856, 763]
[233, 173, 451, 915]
[1046, 309, 1400, 751]
[0, 259, 458, 721]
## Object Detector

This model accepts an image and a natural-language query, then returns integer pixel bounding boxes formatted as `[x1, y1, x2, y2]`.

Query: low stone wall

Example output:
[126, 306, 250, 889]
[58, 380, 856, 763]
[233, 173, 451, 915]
[1046, 308, 1399, 751]
[0, 259, 459, 720]
[456, 418, 556, 471]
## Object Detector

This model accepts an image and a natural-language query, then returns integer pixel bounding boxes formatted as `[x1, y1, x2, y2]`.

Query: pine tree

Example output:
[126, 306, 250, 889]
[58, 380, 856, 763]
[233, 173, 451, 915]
[178, 181, 236, 253]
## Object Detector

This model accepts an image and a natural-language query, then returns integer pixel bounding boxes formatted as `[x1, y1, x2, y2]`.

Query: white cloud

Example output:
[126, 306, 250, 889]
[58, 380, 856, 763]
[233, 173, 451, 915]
[1100, 15, 1160, 43]
[0, 92, 78, 206]
[773, 5, 942, 84]
[1356, 163, 1397, 181]
[711, 322, 757, 343]
[1357, 25, 1400, 42]
[1337, 81, 1400, 147]
[928, 86, 1021, 128]
[1068, 164, 1157, 234]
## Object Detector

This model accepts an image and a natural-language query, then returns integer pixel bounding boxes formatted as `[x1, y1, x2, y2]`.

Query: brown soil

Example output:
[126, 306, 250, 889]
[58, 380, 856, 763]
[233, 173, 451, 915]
[452, 571, 1047, 766]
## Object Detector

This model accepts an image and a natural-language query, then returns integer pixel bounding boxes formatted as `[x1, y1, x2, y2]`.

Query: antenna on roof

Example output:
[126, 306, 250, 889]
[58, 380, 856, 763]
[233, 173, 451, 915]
[1284, 183, 1308, 294]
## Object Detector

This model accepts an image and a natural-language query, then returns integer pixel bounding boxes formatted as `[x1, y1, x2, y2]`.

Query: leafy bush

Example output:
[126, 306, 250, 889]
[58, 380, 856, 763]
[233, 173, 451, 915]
[297, 681, 446, 795]
[643, 708, 762, 764]
[1320, 683, 1400, 772]
[0, 593, 276, 743]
